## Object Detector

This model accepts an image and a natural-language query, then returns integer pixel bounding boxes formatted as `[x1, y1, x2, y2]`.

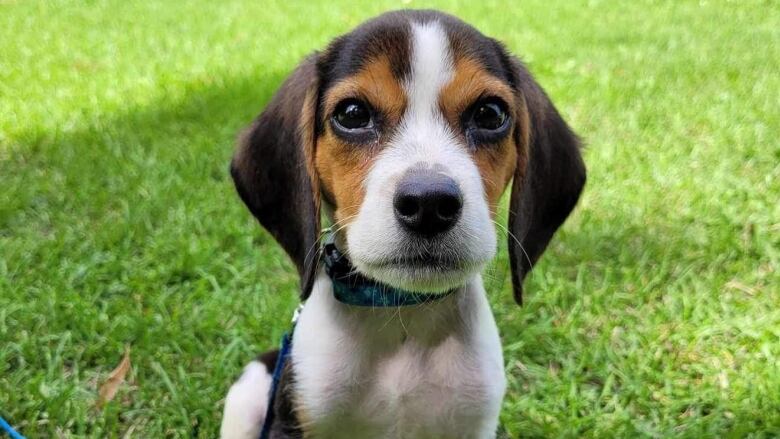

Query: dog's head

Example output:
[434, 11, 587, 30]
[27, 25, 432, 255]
[231, 10, 585, 304]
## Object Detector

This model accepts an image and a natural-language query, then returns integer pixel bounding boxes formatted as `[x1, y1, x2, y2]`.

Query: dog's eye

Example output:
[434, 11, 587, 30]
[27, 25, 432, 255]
[472, 101, 508, 131]
[333, 99, 372, 130]
[464, 97, 511, 145]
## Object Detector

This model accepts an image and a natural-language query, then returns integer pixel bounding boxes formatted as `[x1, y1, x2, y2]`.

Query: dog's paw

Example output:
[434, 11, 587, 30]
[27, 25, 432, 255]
[220, 361, 272, 439]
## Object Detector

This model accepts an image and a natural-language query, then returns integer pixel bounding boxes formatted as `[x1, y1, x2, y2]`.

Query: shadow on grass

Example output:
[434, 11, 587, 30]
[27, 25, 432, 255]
[2, 68, 307, 436]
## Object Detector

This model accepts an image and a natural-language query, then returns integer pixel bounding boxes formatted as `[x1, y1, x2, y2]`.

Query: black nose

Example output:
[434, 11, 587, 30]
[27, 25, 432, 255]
[393, 171, 463, 236]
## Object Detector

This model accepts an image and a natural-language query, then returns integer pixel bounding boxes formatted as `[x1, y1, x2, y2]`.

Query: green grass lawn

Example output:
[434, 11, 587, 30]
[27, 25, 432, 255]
[1, 0, 778, 437]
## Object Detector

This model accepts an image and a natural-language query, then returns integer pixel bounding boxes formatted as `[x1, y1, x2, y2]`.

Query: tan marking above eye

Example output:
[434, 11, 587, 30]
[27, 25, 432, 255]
[439, 58, 515, 130]
[439, 57, 524, 213]
[322, 56, 407, 127]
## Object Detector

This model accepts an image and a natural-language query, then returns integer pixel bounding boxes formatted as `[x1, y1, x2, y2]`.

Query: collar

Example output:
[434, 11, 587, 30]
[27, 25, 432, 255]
[321, 235, 455, 307]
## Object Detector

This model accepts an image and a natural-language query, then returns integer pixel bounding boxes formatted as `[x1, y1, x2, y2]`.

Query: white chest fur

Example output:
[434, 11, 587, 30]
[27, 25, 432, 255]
[292, 272, 506, 438]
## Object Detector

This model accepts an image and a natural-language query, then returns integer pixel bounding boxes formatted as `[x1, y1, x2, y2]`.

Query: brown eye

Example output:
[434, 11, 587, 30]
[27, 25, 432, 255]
[463, 97, 511, 145]
[472, 101, 507, 131]
[333, 99, 372, 130]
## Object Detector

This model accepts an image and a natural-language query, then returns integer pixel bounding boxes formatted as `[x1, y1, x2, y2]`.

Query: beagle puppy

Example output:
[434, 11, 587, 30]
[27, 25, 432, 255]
[221, 10, 585, 439]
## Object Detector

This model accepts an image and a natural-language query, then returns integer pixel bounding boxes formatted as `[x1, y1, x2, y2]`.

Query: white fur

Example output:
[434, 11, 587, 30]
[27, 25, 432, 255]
[347, 21, 497, 293]
[292, 272, 506, 438]
[221, 361, 272, 439]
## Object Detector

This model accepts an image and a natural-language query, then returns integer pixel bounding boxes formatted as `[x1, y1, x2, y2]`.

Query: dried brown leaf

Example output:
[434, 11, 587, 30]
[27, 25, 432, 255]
[96, 346, 131, 409]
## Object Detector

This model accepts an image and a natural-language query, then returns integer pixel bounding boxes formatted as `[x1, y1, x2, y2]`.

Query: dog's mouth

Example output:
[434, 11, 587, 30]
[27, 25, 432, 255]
[353, 251, 485, 294]
[343, 222, 498, 294]
[368, 254, 466, 270]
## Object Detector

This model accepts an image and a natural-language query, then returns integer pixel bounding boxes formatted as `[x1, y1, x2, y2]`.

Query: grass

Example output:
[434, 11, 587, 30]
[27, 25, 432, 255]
[1, 0, 778, 437]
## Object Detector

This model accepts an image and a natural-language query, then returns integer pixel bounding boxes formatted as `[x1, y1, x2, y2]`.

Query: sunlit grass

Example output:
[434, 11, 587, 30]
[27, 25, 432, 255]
[1, 0, 778, 436]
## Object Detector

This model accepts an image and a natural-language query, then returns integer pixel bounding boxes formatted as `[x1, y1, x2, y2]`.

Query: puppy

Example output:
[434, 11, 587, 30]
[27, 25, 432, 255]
[222, 9, 585, 439]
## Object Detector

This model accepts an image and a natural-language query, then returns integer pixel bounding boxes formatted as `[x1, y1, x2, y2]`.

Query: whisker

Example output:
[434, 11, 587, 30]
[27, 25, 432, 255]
[492, 219, 534, 277]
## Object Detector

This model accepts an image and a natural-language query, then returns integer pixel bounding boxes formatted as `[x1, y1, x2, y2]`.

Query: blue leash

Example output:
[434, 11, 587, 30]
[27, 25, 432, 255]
[0, 415, 25, 439]
[258, 330, 293, 439]
[258, 303, 302, 439]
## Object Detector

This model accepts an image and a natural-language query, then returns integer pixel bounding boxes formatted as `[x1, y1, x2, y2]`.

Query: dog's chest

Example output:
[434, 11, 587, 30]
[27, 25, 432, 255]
[372, 338, 501, 437]
[299, 336, 502, 438]
[291, 278, 506, 438]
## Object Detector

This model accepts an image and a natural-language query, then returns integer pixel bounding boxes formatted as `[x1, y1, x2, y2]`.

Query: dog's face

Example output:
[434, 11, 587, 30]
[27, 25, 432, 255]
[232, 10, 585, 303]
[318, 20, 520, 293]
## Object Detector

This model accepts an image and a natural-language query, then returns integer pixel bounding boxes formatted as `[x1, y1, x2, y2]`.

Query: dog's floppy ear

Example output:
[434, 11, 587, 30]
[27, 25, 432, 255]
[507, 57, 586, 305]
[230, 56, 321, 299]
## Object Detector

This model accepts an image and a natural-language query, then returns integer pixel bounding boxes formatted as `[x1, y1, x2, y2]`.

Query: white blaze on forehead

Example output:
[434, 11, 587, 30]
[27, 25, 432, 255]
[373, 20, 461, 178]
[385, 20, 459, 165]
[405, 21, 454, 124]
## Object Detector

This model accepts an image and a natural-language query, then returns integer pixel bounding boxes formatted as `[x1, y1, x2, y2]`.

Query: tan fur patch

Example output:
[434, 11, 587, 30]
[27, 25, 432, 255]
[293, 397, 315, 438]
[440, 58, 527, 215]
[315, 131, 376, 227]
[440, 59, 515, 125]
[322, 56, 406, 126]
[316, 56, 407, 227]
[301, 84, 321, 216]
